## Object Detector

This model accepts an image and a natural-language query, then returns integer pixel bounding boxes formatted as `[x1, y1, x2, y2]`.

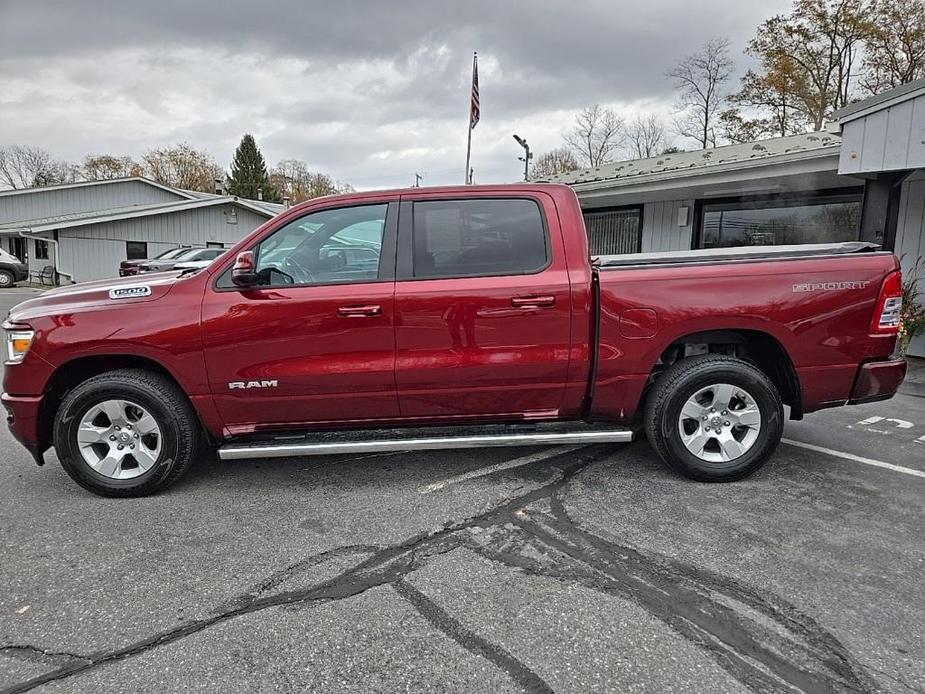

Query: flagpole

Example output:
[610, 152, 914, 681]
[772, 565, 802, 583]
[464, 52, 476, 184]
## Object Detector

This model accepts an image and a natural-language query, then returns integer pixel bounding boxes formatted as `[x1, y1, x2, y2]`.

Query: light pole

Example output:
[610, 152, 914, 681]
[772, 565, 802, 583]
[513, 134, 532, 182]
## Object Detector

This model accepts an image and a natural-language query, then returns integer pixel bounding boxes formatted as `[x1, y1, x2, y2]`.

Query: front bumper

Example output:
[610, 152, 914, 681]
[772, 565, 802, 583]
[849, 357, 907, 404]
[2, 392, 44, 463]
[11, 263, 28, 282]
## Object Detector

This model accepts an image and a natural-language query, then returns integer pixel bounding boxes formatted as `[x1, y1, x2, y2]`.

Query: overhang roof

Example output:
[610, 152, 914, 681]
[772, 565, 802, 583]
[0, 176, 198, 200]
[0, 196, 276, 234]
[834, 77, 925, 123]
[534, 132, 842, 193]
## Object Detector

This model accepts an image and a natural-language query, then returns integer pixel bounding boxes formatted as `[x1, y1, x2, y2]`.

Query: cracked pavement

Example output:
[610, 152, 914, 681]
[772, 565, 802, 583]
[1, 288, 924, 693]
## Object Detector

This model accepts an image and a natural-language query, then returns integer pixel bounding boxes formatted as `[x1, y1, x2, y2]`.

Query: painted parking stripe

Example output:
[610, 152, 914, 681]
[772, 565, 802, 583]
[782, 438, 925, 479]
[419, 445, 586, 493]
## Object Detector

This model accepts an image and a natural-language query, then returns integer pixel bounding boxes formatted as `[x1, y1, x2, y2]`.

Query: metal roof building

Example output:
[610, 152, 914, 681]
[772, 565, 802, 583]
[0, 178, 281, 283]
[537, 79, 925, 356]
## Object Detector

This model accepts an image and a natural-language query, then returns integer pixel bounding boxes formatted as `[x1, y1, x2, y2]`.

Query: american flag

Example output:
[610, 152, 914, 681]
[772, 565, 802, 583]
[469, 53, 480, 130]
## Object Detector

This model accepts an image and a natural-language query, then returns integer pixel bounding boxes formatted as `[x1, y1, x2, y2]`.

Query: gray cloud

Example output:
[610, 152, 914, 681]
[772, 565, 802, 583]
[0, 0, 789, 187]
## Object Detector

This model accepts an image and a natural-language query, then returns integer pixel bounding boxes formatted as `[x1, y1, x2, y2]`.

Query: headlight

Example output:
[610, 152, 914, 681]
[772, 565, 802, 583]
[4, 326, 34, 364]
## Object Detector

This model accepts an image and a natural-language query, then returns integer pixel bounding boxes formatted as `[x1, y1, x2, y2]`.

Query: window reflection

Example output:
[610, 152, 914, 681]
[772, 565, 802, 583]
[701, 194, 862, 248]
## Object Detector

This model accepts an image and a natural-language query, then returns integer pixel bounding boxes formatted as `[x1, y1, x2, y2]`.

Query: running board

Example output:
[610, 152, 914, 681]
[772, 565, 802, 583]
[217, 425, 635, 461]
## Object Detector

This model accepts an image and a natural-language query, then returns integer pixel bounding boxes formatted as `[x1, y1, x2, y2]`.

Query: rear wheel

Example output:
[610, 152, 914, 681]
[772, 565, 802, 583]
[644, 355, 783, 482]
[53, 369, 200, 496]
[0, 270, 14, 288]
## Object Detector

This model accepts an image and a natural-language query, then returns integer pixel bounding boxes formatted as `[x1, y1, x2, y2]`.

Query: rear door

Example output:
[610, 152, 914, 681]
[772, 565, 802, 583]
[201, 198, 400, 432]
[393, 193, 573, 419]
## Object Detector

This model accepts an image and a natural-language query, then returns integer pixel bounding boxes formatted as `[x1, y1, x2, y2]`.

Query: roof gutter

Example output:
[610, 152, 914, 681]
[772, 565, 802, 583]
[564, 148, 842, 195]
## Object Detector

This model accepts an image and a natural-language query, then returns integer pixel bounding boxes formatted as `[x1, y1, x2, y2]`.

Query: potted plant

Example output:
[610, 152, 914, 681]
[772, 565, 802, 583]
[900, 257, 925, 355]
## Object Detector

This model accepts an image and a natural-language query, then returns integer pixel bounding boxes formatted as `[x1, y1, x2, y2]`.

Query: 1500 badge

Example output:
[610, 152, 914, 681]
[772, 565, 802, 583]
[793, 280, 870, 292]
[109, 285, 152, 299]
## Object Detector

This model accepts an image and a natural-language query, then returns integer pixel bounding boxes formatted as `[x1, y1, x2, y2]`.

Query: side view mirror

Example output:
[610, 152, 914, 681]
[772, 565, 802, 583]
[231, 251, 259, 288]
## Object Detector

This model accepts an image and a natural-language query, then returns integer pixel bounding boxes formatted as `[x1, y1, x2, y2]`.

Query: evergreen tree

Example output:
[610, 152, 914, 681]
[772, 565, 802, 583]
[226, 134, 280, 201]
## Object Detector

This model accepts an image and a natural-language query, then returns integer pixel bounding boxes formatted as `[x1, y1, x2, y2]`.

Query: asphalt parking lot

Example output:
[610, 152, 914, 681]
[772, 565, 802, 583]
[1, 287, 924, 694]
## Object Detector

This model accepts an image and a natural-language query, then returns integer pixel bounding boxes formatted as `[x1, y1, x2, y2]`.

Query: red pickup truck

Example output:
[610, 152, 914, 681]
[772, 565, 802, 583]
[2, 184, 906, 496]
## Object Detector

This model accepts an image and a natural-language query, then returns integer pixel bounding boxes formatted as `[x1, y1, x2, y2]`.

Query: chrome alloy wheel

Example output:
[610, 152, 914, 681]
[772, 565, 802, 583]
[677, 383, 761, 463]
[76, 399, 163, 479]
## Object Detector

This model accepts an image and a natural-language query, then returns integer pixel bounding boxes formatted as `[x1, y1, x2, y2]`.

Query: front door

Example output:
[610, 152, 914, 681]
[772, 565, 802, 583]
[201, 199, 400, 433]
[393, 194, 573, 419]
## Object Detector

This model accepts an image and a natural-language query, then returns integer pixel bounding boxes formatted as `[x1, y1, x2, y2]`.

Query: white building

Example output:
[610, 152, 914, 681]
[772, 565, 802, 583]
[0, 177, 281, 283]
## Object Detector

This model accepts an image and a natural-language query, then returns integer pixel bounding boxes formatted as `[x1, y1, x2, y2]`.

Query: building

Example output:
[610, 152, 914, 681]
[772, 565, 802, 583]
[538, 79, 925, 357]
[0, 177, 282, 283]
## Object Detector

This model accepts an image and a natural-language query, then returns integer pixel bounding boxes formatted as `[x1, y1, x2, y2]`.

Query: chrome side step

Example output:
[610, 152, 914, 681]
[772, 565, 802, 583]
[217, 426, 635, 461]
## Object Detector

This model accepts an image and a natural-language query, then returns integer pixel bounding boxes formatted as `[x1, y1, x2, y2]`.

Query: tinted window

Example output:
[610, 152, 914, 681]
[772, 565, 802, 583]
[700, 194, 862, 248]
[254, 204, 387, 287]
[126, 241, 148, 260]
[412, 199, 547, 278]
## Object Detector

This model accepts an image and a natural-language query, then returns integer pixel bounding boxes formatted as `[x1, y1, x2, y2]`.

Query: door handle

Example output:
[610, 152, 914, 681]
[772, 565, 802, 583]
[337, 304, 382, 317]
[511, 295, 556, 309]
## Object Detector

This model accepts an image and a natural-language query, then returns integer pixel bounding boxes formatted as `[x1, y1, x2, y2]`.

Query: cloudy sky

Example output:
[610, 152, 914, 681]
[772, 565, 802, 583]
[0, 0, 790, 189]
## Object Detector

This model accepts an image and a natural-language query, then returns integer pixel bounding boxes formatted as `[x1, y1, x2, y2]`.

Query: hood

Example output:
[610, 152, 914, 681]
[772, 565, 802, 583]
[6, 272, 183, 324]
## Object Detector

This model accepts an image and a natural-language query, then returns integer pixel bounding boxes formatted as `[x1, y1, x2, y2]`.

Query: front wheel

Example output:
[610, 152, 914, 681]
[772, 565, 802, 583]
[53, 369, 200, 497]
[644, 355, 783, 482]
[0, 270, 14, 288]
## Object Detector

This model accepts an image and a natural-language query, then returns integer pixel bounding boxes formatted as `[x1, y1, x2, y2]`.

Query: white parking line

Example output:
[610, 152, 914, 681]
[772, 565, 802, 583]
[419, 445, 586, 493]
[782, 438, 925, 479]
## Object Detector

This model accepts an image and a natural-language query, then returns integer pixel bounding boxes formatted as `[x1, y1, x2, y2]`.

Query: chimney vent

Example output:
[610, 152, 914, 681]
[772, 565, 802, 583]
[283, 196, 291, 209]
[257, 188, 263, 201]
[214, 178, 223, 195]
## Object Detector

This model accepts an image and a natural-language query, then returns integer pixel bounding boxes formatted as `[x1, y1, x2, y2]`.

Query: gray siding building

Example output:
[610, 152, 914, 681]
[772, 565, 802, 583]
[538, 79, 925, 357]
[0, 178, 280, 283]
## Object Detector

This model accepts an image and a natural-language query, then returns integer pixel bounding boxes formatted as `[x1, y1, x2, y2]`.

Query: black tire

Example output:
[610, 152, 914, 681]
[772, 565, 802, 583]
[644, 355, 783, 482]
[0, 269, 14, 288]
[53, 369, 200, 497]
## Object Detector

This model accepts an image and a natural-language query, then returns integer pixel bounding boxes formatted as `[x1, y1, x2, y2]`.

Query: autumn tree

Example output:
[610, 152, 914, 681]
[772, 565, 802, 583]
[269, 159, 352, 203]
[625, 114, 666, 159]
[667, 38, 735, 148]
[227, 134, 280, 201]
[862, 0, 925, 94]
[563, 105, 625, 167]
[141, 143, 223, 193]
[739, 0, 873, 133]
[529, 147, 579, 178]
[0, 145, 74, 189]
[80, 154, 143, 181]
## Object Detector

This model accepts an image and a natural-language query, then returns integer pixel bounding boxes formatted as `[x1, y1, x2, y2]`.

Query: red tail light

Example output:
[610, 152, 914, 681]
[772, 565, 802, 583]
[870, 270, 902, 334]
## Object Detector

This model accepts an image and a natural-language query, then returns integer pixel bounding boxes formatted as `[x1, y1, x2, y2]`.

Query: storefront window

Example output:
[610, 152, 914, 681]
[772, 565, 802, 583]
[700, 193, 862, 248]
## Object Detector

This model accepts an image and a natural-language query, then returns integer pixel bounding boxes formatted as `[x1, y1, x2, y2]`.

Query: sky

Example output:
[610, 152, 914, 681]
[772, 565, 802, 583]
[0, 0, 791, 189]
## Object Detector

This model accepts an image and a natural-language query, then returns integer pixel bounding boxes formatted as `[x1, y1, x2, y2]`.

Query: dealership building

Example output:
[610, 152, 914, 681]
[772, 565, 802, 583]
[0, 177, 281, 284]
[538, 78, 925, 356]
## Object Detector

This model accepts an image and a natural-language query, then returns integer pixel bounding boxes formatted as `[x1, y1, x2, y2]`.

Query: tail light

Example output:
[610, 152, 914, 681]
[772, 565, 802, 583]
[870, 270, 902, 334]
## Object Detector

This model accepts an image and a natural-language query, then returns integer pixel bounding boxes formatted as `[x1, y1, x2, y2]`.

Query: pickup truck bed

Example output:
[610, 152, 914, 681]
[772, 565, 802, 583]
[2, 184, 906, 496]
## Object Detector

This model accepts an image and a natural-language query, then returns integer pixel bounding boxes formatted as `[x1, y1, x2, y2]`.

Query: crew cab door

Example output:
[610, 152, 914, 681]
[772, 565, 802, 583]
[201, 198, 400, 432]
[393, 193, 573, 418]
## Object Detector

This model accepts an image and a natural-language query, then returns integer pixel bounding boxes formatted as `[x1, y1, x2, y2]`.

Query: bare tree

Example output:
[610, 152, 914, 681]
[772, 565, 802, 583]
[269, 159, 353, 203]
[625, 114, 666, 159]
[529, 147, 580, 179]
[667, 38, 735, 148]
[563, 105, 625, 168]
[80, 154, 143, 181]
[141, 143, 223, 193]
[862, 0, 925, 94]
[0, 145, 74, 189]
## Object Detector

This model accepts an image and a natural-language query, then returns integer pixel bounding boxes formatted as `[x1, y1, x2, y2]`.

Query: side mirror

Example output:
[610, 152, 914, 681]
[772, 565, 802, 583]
[231, 251, 259, 288]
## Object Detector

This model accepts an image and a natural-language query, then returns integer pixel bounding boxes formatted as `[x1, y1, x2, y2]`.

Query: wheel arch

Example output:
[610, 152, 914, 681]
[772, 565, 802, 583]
[38, 354, 213, 452]
[647, 328, 802, 420]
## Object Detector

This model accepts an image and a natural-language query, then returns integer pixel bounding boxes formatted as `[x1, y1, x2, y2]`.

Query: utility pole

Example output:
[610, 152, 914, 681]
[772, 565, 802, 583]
[513, 134, 532, 182]
[414, 173, 423, 188]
